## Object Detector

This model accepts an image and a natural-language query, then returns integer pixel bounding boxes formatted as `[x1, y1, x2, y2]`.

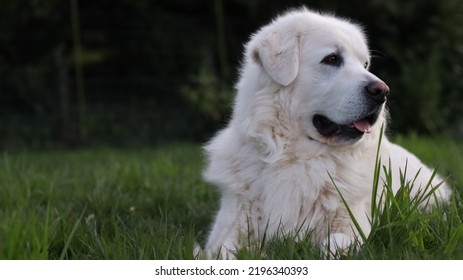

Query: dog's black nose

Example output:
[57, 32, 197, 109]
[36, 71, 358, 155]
[366, 81, 390, 103]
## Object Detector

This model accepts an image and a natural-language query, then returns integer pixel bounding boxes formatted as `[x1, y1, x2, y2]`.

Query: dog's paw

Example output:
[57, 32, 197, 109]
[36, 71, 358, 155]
[193, 243, 204, 259]
[202, 246, 238, 260]
[321, 233, 353, 259]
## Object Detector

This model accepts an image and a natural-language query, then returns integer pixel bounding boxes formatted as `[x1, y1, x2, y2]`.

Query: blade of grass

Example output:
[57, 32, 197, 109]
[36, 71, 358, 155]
[59, 205, 87, 260]
[371, 124, 385, 227]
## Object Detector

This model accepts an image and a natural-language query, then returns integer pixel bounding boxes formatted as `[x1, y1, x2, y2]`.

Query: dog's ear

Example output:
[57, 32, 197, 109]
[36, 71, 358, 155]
[252, 32, 301, 86]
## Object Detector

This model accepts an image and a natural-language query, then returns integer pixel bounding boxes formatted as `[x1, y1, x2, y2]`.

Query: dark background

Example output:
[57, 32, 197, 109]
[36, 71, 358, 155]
[1, 0, 462, 149]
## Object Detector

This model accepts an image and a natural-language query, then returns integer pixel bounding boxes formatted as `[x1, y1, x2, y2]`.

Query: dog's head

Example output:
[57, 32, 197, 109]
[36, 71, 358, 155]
[247, 8, 389, 146]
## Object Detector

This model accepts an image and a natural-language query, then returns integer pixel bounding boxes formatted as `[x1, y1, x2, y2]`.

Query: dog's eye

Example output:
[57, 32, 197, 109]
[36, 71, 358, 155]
[364, 62, 369, 69]
[321, 54, 342, 67]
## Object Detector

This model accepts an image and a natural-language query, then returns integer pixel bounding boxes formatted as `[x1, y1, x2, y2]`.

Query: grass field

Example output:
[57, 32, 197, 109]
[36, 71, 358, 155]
[0, 136, 462, 260]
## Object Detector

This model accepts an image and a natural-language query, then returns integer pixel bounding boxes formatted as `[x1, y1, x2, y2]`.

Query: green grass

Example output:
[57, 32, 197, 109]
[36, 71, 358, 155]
[0, 144, 215, 259]
[0, 137, 462, 259]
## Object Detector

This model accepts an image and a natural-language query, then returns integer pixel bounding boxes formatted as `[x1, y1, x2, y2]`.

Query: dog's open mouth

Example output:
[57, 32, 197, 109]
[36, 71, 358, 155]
[313, 109, 381, 139]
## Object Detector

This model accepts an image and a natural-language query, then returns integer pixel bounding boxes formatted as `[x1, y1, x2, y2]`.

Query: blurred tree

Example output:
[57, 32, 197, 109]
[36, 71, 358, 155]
[70, 0, 87, 143]
[0, 0, 74, 147]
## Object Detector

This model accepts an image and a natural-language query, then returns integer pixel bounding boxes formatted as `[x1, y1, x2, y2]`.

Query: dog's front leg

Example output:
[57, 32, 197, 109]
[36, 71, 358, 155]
[205, 192, 244, 259]
[321, 202, 371, 258]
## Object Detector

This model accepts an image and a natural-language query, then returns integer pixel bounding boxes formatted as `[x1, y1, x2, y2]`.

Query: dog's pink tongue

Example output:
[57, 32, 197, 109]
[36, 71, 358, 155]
[354, 120, 371, 133]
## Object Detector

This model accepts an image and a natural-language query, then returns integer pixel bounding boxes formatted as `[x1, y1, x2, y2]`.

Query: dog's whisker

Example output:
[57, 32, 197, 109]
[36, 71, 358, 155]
[370, 50, 388, 60]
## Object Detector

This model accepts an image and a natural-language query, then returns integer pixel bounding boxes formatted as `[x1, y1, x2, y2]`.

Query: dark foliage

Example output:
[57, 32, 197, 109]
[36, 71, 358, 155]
[0, 0, 462, 148]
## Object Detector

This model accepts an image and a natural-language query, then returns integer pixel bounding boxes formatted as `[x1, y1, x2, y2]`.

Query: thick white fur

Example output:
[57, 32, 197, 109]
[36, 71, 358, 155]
[203, 8, 451, 259]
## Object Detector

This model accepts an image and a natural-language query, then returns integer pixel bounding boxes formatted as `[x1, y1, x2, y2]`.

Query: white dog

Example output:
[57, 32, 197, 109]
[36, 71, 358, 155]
[202, 8, 451, 258]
